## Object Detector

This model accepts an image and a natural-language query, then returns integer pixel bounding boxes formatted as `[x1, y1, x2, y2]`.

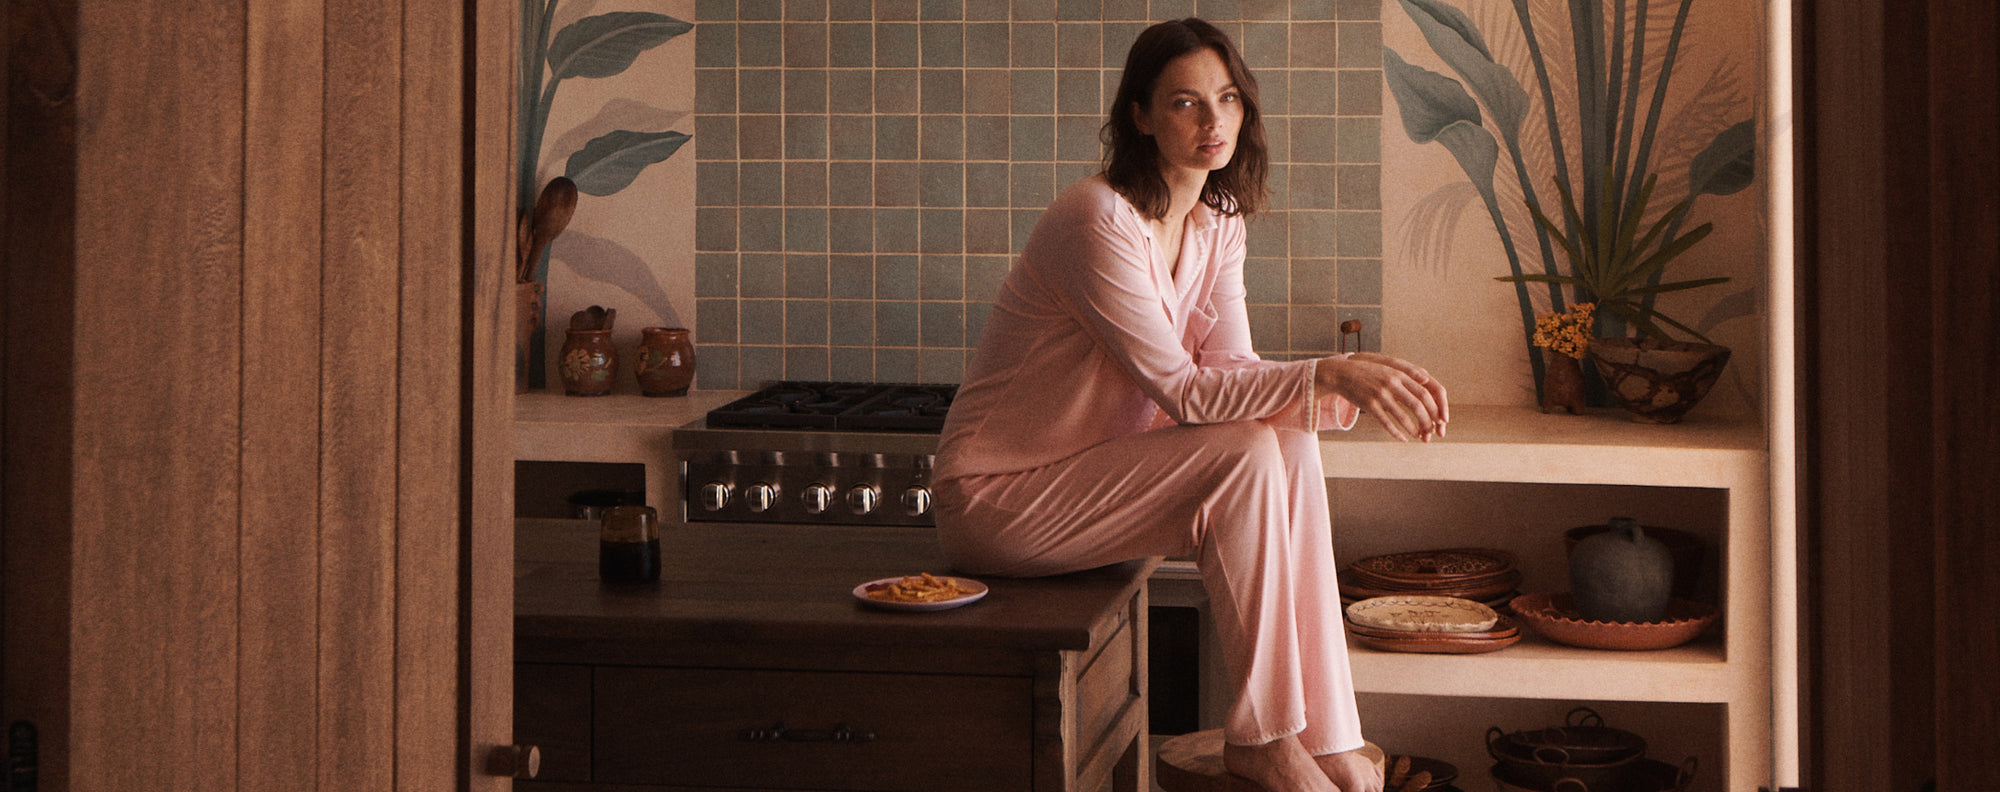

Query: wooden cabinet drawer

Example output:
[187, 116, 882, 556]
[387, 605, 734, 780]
[594, 666, 1034, 791]
[515, 662, 592, 783]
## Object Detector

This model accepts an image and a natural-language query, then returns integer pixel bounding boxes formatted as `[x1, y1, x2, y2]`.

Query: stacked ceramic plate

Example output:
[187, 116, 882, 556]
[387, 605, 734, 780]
[1340, 547, 1522, 607]
[1343, 594, 1521, 654]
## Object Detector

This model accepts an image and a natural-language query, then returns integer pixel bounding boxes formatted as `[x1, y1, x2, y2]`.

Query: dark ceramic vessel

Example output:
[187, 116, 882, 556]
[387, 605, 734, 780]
[1568, 517, 1675, 622]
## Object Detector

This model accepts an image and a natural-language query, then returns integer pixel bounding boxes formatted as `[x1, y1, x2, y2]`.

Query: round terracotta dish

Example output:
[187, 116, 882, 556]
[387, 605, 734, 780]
[1338, 570, 1522, 605]
[1347, 615, 1520, 654]
[1510, 592, 1719, 650]
[1352, 630, 1520, 655]
[1346, 547, 1518, 591]
[1346, 595, 1499, 633]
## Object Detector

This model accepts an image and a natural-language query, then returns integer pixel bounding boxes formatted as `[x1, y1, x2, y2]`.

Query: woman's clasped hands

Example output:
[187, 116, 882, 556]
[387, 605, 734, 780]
[1314, 352, 1451, 443]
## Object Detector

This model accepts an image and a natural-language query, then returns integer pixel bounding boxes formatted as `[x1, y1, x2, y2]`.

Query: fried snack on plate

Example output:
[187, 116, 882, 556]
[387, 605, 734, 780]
[863, 573, 967, 603]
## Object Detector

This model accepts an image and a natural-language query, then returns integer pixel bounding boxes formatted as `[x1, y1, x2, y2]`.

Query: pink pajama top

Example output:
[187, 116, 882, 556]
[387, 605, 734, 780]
[936, 175, 1358, 483]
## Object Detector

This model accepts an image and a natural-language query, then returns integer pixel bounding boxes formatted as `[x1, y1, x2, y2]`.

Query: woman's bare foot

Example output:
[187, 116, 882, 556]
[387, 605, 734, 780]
[1314, 749, 1384, 792]
[1222, 735, 1338, 791]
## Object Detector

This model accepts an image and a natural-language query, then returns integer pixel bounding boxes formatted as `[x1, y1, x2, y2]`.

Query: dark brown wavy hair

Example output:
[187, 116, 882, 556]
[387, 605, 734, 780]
[1101, 18, 1269, 221]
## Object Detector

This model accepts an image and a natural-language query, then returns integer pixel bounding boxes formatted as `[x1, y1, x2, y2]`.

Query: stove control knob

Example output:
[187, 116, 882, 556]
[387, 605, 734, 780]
[901, 485, 932, 517]
[846, 484, 880, 516]
[802, 483, 835, 514]
[698, 482, 732, 512]
[745, 482, 778, 513]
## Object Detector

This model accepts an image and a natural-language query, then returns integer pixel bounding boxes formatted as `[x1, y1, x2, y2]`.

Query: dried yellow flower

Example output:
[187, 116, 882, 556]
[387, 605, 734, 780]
[1532, 302, 1596, 359]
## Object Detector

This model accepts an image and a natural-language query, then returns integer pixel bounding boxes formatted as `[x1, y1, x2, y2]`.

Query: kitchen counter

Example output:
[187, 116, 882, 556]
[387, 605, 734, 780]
[516, 517, 1156, 662]
[514, 518, 1157, 791]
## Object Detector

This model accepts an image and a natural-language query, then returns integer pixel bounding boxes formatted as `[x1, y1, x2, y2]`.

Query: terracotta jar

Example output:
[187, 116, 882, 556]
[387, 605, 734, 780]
[559, 329, 617, 396]
[635, 327, 696, 397]
[1540, 349, 1587, 415]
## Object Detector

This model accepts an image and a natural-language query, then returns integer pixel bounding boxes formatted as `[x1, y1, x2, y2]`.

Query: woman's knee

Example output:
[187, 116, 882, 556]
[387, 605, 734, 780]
[1189, 420, 1285, 467]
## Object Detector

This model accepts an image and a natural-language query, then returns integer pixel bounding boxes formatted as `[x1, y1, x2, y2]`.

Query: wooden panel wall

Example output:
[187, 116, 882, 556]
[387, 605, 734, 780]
[3, 0, 515, 789]
[1800, 0, 2000, 790]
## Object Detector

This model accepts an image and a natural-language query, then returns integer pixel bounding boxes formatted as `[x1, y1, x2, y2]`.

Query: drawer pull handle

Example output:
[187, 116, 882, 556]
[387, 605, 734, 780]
[738, 722, 876, 743]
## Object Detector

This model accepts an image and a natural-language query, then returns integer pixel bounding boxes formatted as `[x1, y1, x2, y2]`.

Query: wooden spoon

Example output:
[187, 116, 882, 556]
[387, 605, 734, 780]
[521, 177, 578, 282]
[515, 209, 533, 282]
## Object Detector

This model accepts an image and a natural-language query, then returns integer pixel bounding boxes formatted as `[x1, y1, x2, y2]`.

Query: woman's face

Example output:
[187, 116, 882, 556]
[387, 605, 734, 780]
[1132, 47, 1244, 182]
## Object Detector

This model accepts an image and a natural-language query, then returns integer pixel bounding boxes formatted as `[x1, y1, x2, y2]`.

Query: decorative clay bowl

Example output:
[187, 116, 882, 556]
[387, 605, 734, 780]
[1587, 337, 1731, 424]
[1509, 592, 1719, 651]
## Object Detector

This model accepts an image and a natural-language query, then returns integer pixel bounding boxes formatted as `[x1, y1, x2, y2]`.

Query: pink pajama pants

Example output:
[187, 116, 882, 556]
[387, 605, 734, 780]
[935, 420, 1363, 755]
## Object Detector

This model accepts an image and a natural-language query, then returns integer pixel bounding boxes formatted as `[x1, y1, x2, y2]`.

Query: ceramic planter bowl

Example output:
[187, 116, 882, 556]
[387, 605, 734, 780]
[1587, 337, 1731, 423]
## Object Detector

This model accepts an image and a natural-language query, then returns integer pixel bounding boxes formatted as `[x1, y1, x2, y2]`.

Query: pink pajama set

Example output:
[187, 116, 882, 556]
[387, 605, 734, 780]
[934, 175, 1367, 755]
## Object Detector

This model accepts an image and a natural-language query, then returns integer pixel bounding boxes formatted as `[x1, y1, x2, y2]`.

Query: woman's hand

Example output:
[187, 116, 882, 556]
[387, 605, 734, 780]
[1313, 353, 1450, 442]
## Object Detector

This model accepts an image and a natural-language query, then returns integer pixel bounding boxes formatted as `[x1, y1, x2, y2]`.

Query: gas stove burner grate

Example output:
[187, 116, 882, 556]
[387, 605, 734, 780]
[705, 381, 958, 432]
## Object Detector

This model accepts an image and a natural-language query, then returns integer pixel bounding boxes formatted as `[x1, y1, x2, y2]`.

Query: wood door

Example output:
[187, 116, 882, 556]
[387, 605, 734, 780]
[1799, 0, 2000, 790]
[1, 0, 517, 789]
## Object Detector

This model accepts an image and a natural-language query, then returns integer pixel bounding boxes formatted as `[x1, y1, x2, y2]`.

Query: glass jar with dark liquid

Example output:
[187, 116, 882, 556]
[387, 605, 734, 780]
[599, 505, 661, 584]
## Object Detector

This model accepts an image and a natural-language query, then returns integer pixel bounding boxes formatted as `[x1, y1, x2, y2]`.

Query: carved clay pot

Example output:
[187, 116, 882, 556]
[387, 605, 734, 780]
[635, 327, 696, 397]
[1587, 337, 1731, 423]
[1569, 517, 1675, 623]
[559, 329, 617, 396]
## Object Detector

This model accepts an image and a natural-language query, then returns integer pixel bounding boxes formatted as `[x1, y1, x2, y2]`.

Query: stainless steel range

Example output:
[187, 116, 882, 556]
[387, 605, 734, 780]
[674, 381, 956, 528]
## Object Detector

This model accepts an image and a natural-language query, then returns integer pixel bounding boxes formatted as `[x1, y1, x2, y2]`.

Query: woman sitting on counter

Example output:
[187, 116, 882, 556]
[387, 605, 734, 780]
[933, 18, 1449, 792]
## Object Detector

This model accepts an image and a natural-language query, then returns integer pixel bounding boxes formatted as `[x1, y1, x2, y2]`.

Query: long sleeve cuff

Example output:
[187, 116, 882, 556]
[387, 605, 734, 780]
[1306, 354, 1360, 433]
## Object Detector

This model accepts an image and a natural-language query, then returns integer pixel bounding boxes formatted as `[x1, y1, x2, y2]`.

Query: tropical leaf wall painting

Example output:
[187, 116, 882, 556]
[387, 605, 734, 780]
[1383, 0, 1757, 392]
[519, 0, 694, 387]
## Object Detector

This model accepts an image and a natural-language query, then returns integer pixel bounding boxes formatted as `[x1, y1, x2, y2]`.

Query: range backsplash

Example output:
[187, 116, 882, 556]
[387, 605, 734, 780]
[689, 0, 1389, 389]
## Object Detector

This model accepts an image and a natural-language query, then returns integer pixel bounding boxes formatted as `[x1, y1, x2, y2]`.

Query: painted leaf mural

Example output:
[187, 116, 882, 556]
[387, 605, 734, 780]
[518, 1, 693, 387]
[548, 12, 693, 80]
[566, 129, 692, 196]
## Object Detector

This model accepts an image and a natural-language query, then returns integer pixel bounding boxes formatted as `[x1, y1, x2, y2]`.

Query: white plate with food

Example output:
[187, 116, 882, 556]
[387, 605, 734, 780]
[854, 573, 989, 612]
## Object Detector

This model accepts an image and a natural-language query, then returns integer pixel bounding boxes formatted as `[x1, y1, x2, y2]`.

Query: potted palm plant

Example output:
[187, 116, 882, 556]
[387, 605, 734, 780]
[1506, 170, 1735, 422]
[1384, 0, 1756, 421]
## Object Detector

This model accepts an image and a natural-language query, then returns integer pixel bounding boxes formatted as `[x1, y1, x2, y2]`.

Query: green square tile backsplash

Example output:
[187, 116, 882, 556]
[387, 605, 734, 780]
[694, 0, 1383, 388]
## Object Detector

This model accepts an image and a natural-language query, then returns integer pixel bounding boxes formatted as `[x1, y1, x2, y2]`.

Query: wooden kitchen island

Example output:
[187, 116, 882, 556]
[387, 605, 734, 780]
[514, 519, 1155, 792]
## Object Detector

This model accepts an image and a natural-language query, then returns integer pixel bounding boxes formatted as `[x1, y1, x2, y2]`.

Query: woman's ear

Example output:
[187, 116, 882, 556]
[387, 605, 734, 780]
[1130, 100, 1152, 136]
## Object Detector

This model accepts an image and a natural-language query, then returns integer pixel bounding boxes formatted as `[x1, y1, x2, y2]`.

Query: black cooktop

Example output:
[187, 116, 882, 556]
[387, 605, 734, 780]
[704, 381, 957, 432]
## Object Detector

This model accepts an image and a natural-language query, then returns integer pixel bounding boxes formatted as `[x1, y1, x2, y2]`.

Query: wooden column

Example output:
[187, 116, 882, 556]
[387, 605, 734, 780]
[1799, 0, 2000, 790]
[1, 0, 516, 789]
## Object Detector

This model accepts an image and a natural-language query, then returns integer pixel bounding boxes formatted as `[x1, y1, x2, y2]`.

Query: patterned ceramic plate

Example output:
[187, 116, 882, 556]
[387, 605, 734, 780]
[1345, 595, 1500, 633]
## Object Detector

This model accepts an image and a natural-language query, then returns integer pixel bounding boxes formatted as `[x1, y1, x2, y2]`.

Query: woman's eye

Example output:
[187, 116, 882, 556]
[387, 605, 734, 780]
[1221, 92, 1240, 103]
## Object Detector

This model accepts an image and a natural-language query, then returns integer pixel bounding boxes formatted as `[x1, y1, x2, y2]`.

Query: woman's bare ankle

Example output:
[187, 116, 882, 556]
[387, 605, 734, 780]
[1222, 735, 1336, 791]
